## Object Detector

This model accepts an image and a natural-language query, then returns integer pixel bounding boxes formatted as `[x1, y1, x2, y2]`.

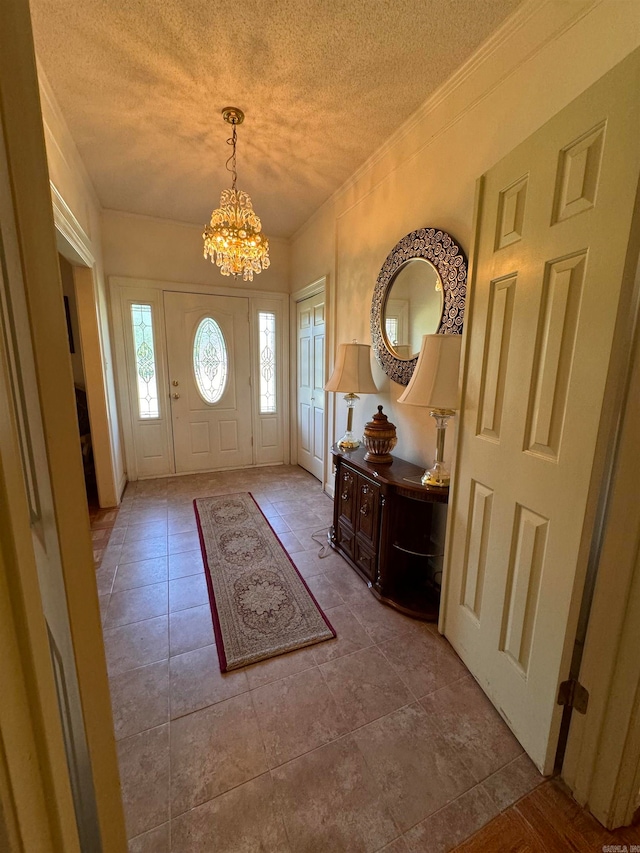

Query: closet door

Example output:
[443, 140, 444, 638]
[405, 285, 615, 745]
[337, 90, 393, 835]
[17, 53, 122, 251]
[443, 51, 640, 774]
[297, 291, 325, 480]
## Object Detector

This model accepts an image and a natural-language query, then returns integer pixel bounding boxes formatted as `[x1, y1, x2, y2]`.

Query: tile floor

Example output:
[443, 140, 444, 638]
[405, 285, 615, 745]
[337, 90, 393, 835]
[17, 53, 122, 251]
[97, 465, 544, 852]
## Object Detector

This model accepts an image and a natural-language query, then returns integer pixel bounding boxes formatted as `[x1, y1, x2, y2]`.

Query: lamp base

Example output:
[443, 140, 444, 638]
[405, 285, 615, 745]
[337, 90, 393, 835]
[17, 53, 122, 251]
[337, 431, 360, 450]
[420, 461, 450, 489]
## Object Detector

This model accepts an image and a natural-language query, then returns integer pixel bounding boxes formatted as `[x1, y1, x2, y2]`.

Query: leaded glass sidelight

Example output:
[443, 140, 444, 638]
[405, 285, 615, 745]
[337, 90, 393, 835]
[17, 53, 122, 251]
[193, 317, 228, 404]
[130, 303, 159, 419]
[385, 317, 399, 347]
[258, 311, 276, 414]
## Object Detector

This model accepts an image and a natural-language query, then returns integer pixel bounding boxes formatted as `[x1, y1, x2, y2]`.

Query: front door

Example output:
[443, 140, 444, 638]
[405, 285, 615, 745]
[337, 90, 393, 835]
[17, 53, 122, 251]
[443, 51, 640, 774]
[296, 291, 325, 480]
[164, 291, 253, 473]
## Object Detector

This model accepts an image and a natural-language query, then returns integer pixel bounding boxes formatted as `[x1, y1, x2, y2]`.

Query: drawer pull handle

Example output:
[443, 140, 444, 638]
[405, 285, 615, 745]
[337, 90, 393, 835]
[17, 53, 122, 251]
[341, 492, 349, 501]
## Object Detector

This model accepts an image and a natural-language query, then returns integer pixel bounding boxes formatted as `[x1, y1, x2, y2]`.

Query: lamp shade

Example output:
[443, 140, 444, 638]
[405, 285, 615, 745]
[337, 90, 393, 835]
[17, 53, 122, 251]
[398, 334, 462, 409]
[325, 343, 378, 394]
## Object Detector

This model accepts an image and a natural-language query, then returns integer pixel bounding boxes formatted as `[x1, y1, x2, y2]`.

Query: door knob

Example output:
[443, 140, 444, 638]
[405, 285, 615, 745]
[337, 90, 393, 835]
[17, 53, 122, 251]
[172, 393, 180, 399]
[172, 380, 179, 386]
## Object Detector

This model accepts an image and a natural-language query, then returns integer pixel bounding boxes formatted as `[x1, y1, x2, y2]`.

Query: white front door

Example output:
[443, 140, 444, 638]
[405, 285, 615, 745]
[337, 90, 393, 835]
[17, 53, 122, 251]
[297, 291, 325, 480]
[164, 291, 253, 473]
[443, 51, 640, 774]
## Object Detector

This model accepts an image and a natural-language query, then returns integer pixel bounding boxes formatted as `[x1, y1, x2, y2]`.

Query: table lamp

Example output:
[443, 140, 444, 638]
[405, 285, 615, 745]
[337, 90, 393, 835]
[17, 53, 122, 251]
[325, 342, 378, 449]
[398, 333, 462, 487]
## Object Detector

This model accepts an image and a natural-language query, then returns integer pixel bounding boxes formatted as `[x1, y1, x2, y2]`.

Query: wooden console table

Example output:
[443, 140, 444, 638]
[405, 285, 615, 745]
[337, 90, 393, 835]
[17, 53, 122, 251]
[329, 445, 449, 621]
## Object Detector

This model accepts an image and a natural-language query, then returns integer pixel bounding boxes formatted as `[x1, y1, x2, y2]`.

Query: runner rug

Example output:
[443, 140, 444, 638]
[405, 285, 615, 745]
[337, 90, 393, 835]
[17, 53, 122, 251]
[194, 493, 335, 672]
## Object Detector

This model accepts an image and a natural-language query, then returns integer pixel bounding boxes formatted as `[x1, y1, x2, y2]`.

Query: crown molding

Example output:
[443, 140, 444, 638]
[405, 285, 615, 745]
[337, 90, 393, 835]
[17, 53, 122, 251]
[292, 0, 601, 242]
[37, 60, 102, 212]
[51, 183, 95, 267]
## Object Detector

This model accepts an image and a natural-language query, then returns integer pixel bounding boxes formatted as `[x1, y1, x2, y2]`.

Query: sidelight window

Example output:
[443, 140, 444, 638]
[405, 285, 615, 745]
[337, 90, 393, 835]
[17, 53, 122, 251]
[258, 311, 276, 413]
[130, 303, 159, 419]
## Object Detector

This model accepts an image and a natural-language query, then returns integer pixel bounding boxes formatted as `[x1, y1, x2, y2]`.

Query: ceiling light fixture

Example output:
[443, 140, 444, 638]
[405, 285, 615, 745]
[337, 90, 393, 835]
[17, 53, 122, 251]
[203, 107, 270, 281]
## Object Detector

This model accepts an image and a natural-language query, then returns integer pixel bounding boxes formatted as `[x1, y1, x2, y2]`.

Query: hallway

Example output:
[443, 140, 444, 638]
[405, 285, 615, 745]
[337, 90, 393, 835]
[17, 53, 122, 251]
[96, 465, 544, 852]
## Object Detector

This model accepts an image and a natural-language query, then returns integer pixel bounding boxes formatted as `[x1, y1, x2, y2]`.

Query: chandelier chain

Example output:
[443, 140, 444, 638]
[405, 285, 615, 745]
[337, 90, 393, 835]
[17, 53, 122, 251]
[225, 122, 238, 190]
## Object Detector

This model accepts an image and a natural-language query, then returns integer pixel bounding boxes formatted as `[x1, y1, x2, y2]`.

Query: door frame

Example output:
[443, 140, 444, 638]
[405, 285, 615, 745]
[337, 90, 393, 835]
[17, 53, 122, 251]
[0, 0, 126, 846]
[290, 276, 330, 490]
[53, 189, 123, 506]
[562, 226, 640, 828]
[110, 275, 290, 480]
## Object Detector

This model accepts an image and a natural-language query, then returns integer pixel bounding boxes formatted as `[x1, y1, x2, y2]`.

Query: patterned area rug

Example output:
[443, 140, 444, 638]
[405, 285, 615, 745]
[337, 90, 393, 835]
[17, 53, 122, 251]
[194, 493, 335, 672]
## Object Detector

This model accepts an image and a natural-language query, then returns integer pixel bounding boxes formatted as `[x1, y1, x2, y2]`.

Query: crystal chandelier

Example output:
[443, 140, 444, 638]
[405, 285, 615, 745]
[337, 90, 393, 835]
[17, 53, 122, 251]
[203, 107, 270, 281]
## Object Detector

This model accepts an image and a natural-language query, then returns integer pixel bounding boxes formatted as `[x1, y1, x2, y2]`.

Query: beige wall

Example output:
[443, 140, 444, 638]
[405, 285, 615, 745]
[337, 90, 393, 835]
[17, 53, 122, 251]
[39, 68, 125, 502]
[102, 209, 290, 293]
[291, 0, 640, 470]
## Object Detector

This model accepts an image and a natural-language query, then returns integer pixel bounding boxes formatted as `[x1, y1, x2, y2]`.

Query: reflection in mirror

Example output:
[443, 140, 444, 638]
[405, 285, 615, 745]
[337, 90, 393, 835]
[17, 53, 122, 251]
[382, 259, 443, 360]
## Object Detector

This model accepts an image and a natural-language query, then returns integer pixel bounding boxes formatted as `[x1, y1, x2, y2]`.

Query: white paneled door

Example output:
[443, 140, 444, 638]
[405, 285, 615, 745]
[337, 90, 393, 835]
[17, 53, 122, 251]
[443, 52, 640, 774]
[297, 291, 325, 480]
[164, 291, 253, 473]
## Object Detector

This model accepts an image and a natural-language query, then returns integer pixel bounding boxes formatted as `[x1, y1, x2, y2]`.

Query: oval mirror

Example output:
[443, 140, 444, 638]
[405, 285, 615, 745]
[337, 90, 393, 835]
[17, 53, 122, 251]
[371, 227, 467, 385]
[382, 259, 443, 360]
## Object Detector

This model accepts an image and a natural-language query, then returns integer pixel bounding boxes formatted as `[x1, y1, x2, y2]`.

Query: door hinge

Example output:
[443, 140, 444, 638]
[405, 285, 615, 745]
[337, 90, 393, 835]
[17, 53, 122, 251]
[557, 679, 589, 714]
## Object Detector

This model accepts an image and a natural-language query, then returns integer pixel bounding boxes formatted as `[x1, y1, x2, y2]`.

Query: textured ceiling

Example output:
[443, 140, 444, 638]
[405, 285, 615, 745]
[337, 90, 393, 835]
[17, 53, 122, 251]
[30, 0, 522, 238]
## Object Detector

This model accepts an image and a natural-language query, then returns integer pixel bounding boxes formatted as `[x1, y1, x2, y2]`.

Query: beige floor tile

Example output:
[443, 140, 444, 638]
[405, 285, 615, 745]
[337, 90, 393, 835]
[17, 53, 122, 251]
[379, 839, 411, 853]
[98, 546, 121, 570]
[243, 644, 318, 690]
[170, 773, 290, 853]
[320, 646, 415, 729]
[124, 520, 168, 543]
[404, 784, 499, 853]
[304, 572, 345, 608]
[168, 514, 197, 535]
[420, 676, 523, 783]
[281, 508, 323, 533]
[169, 604, 215, 656]
[169, 573, 209, 612]
[251, 666, 349, 768]
[104, 615, 169, 676]
[127, 508, 168, 525]
[96, 563, 117, 595]
[479, 752, 543, 811]
[128, 822, 170, 853]
[99, 593, 110, 626]
[110, 659, 169, 740]
[120, 535, 168, 564]
[169, 644, 248, 718]
[170, 693, 267, 816]
[293, 525, 329, 550]
[105, 582, 168, 628]
[322, 563, 372, 603]
[350, 597, 433, 644]
[113, 557, 169, 592]
[290, 549, 335, 578]
[168, 530, 201, 554]
[379, 630, 468, 699]
[272, 735, 399, 853]
[266, 515, 291, 534]
[107, 527, 127, 546]
[353, 703, 476, 831]
[168, 549, 204, 579]
[117, 725, 169, 839]
[311, 603, 373, 665]
[275, 531, 305, 554]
